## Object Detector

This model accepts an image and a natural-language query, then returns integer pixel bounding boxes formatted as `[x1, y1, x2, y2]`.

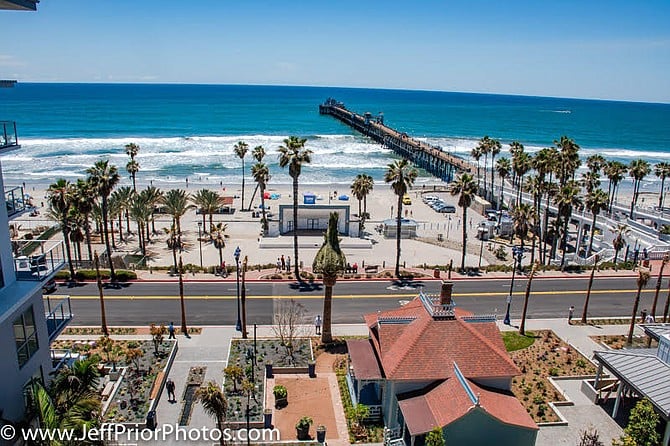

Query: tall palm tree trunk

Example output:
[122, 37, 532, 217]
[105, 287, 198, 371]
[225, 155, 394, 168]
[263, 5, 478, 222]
[627, 284, 644, 344]
[179, 257, 187, 335]
[125, 210, 131, 233]
[519, 263, 538, 335]
[218, 247, 223, 271]
[560, 218, 570, 270]
[241, 159, 246, 211]
[131, 173, 136, 194]
[137, 221, 145, 257]
[84, 223, 93, 262]
[110, 220, 117, 250]
[62, 228, 76, 281]
[94, 253, 108, 336]
[660, 177, 666, 209]
[101, 199, 117, 281]
[461, 207, 468, 272]
[248, 183, 259, 212]
[587, 213, 597, 258]
[260, 184, 268, 235]
[117, 214, 124, 243]
[358, 198, 363, 236]
[651, 258, 668, 318]
[581, 258, 598, 323]
[292, 177, 301, 281]
[322, 277, 335, 343]
[395, 194, 403, 277]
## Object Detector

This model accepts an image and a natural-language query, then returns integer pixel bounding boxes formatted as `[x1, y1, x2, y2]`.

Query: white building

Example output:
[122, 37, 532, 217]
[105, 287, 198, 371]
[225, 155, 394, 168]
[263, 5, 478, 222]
[0, 0, 72, 428]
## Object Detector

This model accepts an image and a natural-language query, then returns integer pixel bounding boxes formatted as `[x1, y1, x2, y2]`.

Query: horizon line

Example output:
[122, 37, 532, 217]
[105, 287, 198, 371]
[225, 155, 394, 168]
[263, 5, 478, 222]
[12, 81, 670, 106]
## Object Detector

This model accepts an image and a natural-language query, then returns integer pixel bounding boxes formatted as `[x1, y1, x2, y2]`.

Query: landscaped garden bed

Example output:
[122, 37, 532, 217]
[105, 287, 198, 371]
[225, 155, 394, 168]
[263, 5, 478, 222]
[224, 338, 313, 423]
[52, 337, 176, 424]
[591, 334, 655, 349]
[62, 326, 202, 336]
[504, 330, 596, 423]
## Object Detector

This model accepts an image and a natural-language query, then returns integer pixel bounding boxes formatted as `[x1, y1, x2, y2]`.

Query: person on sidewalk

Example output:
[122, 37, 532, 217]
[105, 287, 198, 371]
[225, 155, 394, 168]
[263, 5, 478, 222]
[166, 378, 176, 402]
[315, 315, 322, 335]
[168, 322, 175, 339]
[281, 255, 286, 271]
[287, 256, 291, 273]
[568, 306, 575, 325]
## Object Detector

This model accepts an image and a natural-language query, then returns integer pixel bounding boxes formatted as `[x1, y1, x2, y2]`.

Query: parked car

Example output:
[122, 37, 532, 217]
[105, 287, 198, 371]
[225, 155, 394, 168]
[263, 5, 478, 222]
[43, 278, 57, 294]
[430, 200, 446, 210]
[436, 204, 456, 213]
[422, 195, 438, 203]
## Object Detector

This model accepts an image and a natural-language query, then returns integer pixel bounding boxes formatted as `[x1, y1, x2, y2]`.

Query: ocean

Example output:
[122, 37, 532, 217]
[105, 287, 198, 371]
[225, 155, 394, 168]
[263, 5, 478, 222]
[1, 83, 669, 189]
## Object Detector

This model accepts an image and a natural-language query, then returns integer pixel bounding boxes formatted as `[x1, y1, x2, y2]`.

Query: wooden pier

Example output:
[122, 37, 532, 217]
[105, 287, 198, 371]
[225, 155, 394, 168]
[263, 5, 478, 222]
[319, 98, 472, 182]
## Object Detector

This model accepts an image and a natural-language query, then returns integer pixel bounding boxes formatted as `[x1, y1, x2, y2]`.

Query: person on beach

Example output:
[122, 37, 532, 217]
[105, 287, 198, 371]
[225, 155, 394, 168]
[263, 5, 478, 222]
[315, 315, 322, 335]
[166, 378, 176, 402]
[168, 322, 175, 339]
[281, 255, 286, 271]
[568, 306, 575, 324]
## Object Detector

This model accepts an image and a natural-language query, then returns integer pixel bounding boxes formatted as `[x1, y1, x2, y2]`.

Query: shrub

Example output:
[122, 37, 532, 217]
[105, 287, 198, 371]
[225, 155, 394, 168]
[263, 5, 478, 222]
[549, 367, 560, 376]
[72, 269, 137, 281]
[273, 385, 287, 399]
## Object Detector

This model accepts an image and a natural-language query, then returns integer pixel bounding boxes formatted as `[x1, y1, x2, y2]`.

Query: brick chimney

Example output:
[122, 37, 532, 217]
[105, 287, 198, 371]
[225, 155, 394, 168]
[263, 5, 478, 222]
[440, 281, 454, 305]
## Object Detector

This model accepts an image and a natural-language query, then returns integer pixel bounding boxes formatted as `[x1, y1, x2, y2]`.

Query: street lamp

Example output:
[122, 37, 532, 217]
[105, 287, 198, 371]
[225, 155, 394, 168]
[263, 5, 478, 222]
[504, 246, 524, 325]
[234, 246, 242, 332]
[197, 221, 203, 268]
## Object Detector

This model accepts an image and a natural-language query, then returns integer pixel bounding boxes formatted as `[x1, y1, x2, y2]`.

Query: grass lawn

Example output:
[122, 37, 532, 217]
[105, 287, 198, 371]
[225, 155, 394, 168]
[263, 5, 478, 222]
[502, 331, 537, 352]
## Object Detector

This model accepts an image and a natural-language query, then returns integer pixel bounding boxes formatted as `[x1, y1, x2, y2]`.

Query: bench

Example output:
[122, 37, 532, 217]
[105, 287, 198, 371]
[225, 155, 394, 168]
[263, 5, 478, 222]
[101, 382, 115, 401]
[365, 265, 379, 274]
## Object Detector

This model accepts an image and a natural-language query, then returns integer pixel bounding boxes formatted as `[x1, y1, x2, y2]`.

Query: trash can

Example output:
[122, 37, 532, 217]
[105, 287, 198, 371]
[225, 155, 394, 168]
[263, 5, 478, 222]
[146, 410, 157, 430]
[433, 268, 440, 279]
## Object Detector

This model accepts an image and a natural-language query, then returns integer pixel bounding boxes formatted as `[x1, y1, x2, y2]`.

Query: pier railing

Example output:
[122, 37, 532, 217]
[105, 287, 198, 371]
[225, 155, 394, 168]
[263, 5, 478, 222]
[320, 99, 473, 182]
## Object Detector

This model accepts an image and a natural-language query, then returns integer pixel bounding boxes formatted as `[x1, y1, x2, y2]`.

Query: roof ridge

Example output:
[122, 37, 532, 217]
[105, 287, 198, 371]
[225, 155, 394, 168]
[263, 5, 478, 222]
[385, 316, 432, 377]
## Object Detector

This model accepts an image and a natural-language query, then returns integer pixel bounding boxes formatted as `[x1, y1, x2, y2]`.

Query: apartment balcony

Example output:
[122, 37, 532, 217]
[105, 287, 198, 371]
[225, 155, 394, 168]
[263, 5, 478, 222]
[13, 239, 65, 282]
[0, 0, 38, 11]
[5, 185, 29, 219]
[45, 295, 72, 342]
[50, 348, 79, 373]
[0, 121, 19, 151]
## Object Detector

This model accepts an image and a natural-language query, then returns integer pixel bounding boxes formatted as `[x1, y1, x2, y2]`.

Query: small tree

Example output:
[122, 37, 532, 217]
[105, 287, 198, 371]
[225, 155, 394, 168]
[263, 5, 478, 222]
[125, 348, 144, 372]
[150, 323, 167, 355]
[197, 381, 227, 446]
[272, 298, 307, 361]
[98, 336, 122, 371]
[577, 426, 603, 446]
[624, 398, 660, 446]
[425, 427, 445, 446]
[224, 364, 244, 392]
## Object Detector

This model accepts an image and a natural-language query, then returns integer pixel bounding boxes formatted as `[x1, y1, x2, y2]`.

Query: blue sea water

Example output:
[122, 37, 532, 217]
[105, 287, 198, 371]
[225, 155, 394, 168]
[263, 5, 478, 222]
[0, 83, 669, 187]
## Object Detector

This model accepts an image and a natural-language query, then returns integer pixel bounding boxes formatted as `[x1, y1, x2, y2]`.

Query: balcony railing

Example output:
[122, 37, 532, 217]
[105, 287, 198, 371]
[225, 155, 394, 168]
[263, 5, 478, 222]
[50, 349, 78, 372]
[45, 295, 72, 342]
[13, 239, 65, 281]
[5, 185, 27, 218]
[0, 120, 19, 150]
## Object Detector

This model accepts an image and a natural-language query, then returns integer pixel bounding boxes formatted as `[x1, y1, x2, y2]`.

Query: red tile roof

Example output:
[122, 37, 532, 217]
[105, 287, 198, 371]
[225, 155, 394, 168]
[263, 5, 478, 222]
[399, 378, 538, 435]
[347, 339, 383, 380]
[365, 298, 519, 381]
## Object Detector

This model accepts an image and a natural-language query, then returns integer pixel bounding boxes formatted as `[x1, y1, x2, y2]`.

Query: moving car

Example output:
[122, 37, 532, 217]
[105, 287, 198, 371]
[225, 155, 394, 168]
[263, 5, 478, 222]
[43, 278, 57, 294]
[402, 194, 412, 205]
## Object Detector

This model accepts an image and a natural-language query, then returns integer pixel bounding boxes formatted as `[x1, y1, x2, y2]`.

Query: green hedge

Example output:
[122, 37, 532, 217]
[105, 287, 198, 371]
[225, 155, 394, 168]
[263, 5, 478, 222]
[56, 269, 137, 281]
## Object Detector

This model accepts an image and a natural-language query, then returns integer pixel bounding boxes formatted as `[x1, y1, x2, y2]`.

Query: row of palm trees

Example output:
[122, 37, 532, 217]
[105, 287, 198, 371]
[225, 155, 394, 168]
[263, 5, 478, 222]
[462, 134, 670, 271]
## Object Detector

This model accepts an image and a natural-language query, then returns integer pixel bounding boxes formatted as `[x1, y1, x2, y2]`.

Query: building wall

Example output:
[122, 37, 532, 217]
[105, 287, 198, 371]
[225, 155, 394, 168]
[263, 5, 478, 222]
[471, 376, 513, 391]
[383, 380, 434, 429]
[0, 288, 52, 422]
[442, 408, 537, 446]
[278, 205, 350, 235]
[0, 163, 16, 287]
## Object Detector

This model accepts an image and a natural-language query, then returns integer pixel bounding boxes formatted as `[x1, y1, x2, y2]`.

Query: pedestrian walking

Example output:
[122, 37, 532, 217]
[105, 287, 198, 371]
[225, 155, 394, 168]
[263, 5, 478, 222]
[281, 255, 286, 271]
[166, 378, 176, 402]
[276, 257, 281, 273]
[641, 309, 648, 323]
[168, 322, 175, 339]
[314, 315, 322, 335]
[287, 256, 291, 273]
[568, 306, 575, 325]
[645, 313, 655, 324]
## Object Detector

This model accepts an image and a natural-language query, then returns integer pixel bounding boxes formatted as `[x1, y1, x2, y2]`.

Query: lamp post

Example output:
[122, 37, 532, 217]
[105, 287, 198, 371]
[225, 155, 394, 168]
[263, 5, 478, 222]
[504, 246, 524, 325]
[252, 323, 257, 384]
[197, 221, 203, 268]
[241, 255, 248, 339]
[478, 227, 485, 268]
[234, 246, 242, 332]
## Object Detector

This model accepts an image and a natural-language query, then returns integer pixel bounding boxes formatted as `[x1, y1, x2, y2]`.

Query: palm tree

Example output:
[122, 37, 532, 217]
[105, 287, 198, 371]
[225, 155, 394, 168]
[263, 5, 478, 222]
[69, 217, 84, 264]
[612, 224, 630, 270]
[312, 213, 347, 344]
[627, 270, 650, 344]
[519, 261, 539, 336]
[178, 256, 188, 336]
[114, 186, 135, 235]
[197, 381, 227, 446]
[161, 189, 192, 234]
[106, 193, 120, 248]
[192, 189, 224, 231]
[650, 255, 669, 321]
[94, 251, 108, 336]
[586, 154, 606, 175]
[581, 255, 600, 324]
[129, 191, 153, 256]
[359, 174, 374, 217]
[247, 145, 266, 210]
[351, 175, 369, 236]
[234, 141, 249, 211]
[470, 145, 482, 190]
[125, 142, 140, 193]
[655, 162, 670, 209]
[450, 173, 477, 272]
[143, 185, 164, 238]
[47, 179, 76, 280]
[210, 222, 229, 268]
[476, 136, 490, 197]
[87, 160, 120, 281]
[50, 356, 101, 411]
[511, 203, 534, 269]
[164, 224, 181, 273]
[554, 136, 581, 185]
[629, 158, 651, 219]
[510, 142, 530, 205]
[495, 157, 511, 212]
[524, 175, 543, 264]
[251, 163, 271, 234]
[488, 138, 502, 201]
[585, 189, 609, 257]
[278, 136, 312, 280]
[581, 170, 601, 195]
[384, 159, 418, 276]
[554, 181, 583, 270]
[72, 179, 95, 263]
[604, 160, 627, 212]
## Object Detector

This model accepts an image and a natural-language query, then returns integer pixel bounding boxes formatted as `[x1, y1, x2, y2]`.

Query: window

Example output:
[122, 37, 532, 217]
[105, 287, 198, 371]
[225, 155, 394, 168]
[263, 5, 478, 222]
[13, 307, 39, 368]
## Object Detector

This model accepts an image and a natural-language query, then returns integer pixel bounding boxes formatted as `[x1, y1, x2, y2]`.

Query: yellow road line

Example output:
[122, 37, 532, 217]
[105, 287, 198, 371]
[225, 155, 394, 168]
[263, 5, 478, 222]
[59, 288, 654, 300]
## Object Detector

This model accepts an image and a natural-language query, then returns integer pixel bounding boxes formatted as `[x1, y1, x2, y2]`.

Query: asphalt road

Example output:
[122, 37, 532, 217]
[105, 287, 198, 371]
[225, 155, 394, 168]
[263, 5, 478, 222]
[49, 276, 670, 326]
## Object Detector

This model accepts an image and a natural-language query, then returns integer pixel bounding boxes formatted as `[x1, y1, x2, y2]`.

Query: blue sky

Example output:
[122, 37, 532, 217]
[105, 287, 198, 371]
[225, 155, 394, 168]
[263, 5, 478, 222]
[2, 0, 670, 102]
